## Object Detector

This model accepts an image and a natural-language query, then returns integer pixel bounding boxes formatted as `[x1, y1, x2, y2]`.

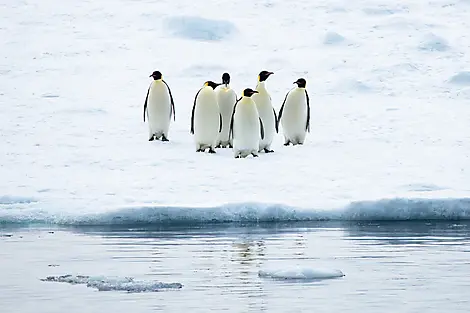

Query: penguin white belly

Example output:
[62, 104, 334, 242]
[147, 82, 171, 138]
[252, 93, 276, 151]
[216, 87, 237, 146]
[281, 90, 308, 144]
[194, 89, 220, 148]
[233, 104, 260, 157]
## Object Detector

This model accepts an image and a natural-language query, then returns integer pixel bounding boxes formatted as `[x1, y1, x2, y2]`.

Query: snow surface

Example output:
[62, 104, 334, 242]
[1, 0, 470, 224]
[41, 275, 183, 292]
[259, 268, 345, 280]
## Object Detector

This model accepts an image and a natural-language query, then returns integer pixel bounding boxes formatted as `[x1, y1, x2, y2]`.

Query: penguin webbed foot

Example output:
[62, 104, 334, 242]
[149, 135, 155, 141]
[251, 153, 259, 158]
[208, 148, 216, 154]
[161, 135, 169, 142]
[263, 148, 274, 153]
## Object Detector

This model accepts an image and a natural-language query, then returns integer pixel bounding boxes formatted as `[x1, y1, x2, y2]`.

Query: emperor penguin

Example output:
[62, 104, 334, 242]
[229, 88, 265, 158]
[252, 70, 278, 153]
[191, 81, 223, 153]
[143, 70, 176, 141]
[215, 72, 237, 148]
[278, 78, 311, 146]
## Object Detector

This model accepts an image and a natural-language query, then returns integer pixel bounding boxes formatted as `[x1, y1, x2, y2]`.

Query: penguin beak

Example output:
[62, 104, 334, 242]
[253, 91, 259, 94]
[268, 72, 274, 76]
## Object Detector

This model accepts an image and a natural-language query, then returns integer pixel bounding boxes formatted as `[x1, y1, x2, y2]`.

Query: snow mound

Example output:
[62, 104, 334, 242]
[418, 33, 450, 52]
[41, 275, 183, 293]
[323, 31, 346, 45]
[259, 268, 345, 280]
[448, 71, 470, 85]
[164, 16, 237, 41]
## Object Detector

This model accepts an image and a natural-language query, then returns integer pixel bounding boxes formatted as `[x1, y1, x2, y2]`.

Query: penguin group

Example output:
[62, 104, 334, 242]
[143, 70, 311, 158]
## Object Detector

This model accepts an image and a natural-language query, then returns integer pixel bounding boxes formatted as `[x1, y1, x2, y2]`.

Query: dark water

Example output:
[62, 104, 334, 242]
[1, 221, 470, 312]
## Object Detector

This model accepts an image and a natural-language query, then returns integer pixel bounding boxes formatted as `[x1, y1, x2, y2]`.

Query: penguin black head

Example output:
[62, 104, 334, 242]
[149, 71, 162, 80]
[242, 88, 259, 97]
[294, 78, 307, 88]
[258, 70, 274, 82]
[204, 81, 221, 89]
[222, 73, 230, 85]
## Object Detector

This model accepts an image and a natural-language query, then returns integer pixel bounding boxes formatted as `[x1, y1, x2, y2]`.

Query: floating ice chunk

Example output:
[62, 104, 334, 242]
[259, 267, 345, 280]
[41, 275, 182, 293]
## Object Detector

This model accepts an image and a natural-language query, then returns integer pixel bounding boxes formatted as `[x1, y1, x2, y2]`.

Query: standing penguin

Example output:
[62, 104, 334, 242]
[229, 88, 265, 158]
[252, 70, 278, 153]
[191, 81, 223, 153]
[215, 73, 237, 148]
[278, 78, 311, 146]
[143, 70, 175, 141]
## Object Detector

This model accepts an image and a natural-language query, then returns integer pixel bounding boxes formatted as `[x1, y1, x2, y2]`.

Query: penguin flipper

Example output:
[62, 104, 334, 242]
[219, 113, 223, 133]
[163, 80, 176, 121]
[229, 98, 241, 140]
[273, 107, 279, 133]
[259, 117, 265, 140]
[143, 86, 150, 122]
[191, 89, 201, 134]
[305, 90, 310, 132]
[278, 91, 289, 124]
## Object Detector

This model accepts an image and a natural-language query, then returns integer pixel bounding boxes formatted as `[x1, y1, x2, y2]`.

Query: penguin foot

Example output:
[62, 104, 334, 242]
[196, 148, 204, 152]
[149, 135, 155, 141]
[251, 153, 259, 158]
[161, 135, 169, 142]
[228, 144, 233, 148]
[284, 141, 291, 146]
[264, 148, 274, 153]
[208, 148, 216, 154]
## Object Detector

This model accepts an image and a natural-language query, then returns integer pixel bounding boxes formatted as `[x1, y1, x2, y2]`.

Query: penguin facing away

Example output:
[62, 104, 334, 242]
[143, 70, 176, 141]
[191, 81, 223, 153]
[229, 88, 265, 158]
[278, 78, 311, 146]
[252, 70, 278, 153]
[215, 73, 238, 148]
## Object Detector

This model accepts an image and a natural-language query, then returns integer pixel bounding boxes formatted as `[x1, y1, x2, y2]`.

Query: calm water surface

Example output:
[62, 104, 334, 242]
[1, 221, 470, 312]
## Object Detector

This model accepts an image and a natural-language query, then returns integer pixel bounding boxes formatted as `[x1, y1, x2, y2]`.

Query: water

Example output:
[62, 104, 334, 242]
[1, 221, 469, 312]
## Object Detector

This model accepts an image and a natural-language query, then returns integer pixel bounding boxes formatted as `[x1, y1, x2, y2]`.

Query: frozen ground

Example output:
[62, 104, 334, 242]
[1, 0, 470, 225]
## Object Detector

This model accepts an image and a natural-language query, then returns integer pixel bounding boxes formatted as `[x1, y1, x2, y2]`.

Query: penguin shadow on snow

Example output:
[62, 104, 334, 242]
[142, 69, 311, 158]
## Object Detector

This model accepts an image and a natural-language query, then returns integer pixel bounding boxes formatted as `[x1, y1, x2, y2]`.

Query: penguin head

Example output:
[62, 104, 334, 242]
[242, 88, 259, 98]
[222, 73, 230, 86]
[294, 78, 307, 88]
[149, 71, 162, 80]
[258, 70, 274, 82]
[204, 81, 221, 89]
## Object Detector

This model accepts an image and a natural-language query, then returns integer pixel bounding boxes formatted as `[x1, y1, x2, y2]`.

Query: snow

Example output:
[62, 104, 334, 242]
[1, 0, 470, 225]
